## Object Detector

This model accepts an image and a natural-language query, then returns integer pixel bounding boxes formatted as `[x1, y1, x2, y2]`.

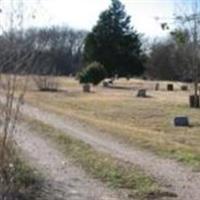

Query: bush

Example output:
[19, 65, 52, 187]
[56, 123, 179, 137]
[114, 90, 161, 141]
[78, 62, 106, 85]
[33, 75, 59, 92]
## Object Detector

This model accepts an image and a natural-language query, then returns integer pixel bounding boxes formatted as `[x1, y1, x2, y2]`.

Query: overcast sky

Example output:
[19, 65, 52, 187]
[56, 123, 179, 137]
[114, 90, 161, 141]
[0, 0, 195, 38]
[36, 0, 176, 38]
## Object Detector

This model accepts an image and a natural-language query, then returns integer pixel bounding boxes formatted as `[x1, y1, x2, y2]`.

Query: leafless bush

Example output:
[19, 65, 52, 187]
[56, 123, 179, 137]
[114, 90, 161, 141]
[0, 46, 36, 200]
[32, 53, 59, 92]
[0, 0, 42, 199]
[33, 75, 59, 92]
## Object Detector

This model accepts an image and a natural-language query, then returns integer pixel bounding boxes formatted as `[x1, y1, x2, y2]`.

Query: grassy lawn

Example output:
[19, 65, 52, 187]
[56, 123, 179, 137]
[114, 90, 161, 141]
[26, 117, 171, 200]
[26, 77, 200, 168]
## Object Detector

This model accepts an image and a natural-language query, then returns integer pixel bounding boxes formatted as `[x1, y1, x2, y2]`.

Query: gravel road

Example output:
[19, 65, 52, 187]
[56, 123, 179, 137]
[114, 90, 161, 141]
[15, 124, 128, 200]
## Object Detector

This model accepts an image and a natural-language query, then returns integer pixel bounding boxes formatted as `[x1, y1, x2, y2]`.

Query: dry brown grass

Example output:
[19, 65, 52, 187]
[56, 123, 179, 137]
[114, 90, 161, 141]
[25, 77, 200, 168]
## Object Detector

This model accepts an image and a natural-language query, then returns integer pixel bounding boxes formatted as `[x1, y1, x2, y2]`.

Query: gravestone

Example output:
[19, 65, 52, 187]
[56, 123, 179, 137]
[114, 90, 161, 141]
[167, 84, 174, 91]
[108, 79, 113, 84]
[83, 84, 90, 92]
[181, 85, 188, 91]
[137, 89, 147, 97]
[174, 116, 189, 127]
[103, 81, 109, 87]
[189, 95, 200, 108]
[155, 83, 159, 91]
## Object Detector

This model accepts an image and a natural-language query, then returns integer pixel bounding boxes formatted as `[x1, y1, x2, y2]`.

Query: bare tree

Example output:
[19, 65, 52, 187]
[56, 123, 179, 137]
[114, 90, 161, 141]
[147, 38, 178, 80]
[34, 26, 87, 75]
[30, 26, 86, 91]
[169, 0, 200, 107]
[147, 32, 191, 81]
[0, 0, 41, 198]
[154, 0, 200, 107]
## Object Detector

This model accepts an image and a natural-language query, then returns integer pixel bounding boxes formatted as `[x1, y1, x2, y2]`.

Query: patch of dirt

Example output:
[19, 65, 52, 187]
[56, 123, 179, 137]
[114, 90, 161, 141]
[22, 103, 200, 200]
[15, 124, 128, 200]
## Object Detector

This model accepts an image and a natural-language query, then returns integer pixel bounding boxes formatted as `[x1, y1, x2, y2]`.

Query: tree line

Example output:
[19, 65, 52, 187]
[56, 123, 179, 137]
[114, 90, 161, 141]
[0, 0, 199, 84]
[0, 0, 146, 79]
[0, 26, 87, 75]
[146, 31, 194, 82]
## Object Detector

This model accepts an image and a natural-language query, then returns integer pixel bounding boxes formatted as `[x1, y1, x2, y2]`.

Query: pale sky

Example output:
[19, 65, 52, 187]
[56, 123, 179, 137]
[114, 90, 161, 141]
[37, 0, 176, 38]
[0, 0, 195, 38]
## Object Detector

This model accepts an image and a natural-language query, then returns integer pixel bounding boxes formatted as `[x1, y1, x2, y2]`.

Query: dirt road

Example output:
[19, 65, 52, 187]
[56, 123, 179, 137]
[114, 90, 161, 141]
[15, 124, 128, 200]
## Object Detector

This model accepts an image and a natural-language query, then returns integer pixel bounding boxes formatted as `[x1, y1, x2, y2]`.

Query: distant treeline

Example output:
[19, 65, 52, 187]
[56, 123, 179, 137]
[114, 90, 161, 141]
[146, 37, 192, 82]
[0, 25, 196, 82]
[146, 29, 197, 82]
[0, 26, 87, 75]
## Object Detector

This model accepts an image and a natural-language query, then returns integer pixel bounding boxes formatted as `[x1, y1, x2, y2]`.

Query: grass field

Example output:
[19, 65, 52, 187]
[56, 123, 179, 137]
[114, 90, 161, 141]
[25, 77, 200, 168]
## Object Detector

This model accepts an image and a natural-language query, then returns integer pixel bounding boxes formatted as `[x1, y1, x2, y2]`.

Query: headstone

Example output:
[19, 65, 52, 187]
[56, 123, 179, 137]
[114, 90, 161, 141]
[167, 84, 174, 91]
[181, 85, 188, 91]
[108, 79, 113, 84]
[137, 89, 146, 97]
[189, 95, 200, 108]
[83, 84, 90, 92]
[103, 81, 109, 87]
[174, 116, 189, 127]
[155, 83, 159, 91]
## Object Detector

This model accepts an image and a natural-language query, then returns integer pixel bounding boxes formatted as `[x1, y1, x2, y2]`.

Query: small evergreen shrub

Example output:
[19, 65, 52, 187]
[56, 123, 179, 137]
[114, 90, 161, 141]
[78, 62, 106, 85]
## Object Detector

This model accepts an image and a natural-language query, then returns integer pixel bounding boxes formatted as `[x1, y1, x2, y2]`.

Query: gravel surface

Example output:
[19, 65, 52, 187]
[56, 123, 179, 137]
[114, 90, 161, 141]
[15, 124, 128, 200]
[22, 103, 200, 200]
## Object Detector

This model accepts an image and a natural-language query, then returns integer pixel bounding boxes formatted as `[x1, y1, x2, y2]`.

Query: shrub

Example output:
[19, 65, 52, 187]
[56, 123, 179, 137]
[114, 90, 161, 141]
[78, 62, 106, 85]
[33, 75, 59, 92]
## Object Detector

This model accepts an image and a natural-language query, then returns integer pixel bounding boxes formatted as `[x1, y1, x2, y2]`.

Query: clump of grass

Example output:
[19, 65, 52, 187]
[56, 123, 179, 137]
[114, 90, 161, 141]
[157, 148, 200, 170]
[0, 139, 43, 200]
[12, 157, 43, 200]
[27, 118, 169, 199]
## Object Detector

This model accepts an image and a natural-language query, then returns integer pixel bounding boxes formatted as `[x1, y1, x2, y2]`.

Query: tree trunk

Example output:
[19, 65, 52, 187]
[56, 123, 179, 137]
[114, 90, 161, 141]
[193, 66, 199, 107]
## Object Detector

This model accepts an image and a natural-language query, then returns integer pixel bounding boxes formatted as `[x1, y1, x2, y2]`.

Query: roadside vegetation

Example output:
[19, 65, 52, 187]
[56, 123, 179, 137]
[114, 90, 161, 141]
[0, 138, 43, 200]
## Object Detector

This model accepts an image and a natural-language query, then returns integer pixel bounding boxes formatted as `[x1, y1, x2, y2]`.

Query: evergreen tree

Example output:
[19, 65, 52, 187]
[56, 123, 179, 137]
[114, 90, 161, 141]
[78, 62, 106, 85]
[84, 0, 144, 77]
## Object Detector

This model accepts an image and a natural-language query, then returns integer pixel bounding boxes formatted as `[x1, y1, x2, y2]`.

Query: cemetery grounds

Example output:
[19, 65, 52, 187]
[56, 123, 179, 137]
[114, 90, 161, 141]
[15, 77, 200, 199]
[26, 77, 200, 168]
